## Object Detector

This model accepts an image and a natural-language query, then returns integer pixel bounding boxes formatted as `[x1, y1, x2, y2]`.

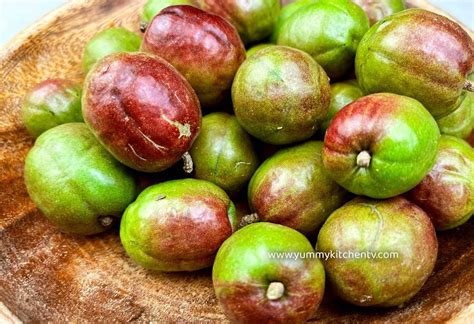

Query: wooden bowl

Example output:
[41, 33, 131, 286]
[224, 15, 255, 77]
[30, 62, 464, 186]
[0, 0, 472, 322]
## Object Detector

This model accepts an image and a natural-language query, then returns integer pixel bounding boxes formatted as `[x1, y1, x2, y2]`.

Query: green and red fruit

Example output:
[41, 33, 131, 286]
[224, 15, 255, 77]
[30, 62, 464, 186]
[246, 43, 274, 57]
[352, 0, 406, 25]
[141, 5, 246, 108]
[407, 135, 474, 230]
[142, 0, 195, 23]
[323, 93, 440, 199]
[120, 179, 237, 271]
[24, 123, 137, 235]
[436, 93, 474, 139]
[190, 112, 258, 194]
[232, 46, 330, 145]
[21, 79, 83, 138]
[213, 222, 325, 323]
[82, 52, 201, 173]
[82, 27, 141, 72]
[322, 80, 364, 132]
[356, 9, 474, 118]
[248, 141, 347, 236]
[317, 197, 438, 307]
[198, 0, 280, 44]
[275, 0, 370, 79]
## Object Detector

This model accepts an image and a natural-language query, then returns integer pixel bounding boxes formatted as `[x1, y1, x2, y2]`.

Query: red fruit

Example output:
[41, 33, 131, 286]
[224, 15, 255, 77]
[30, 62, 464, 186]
[83, 52, 201, 173]
[141, 5, 246, 108]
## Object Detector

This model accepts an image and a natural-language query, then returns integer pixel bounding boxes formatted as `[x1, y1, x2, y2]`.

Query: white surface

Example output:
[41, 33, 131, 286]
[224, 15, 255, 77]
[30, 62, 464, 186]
[0, 0, 473, 47]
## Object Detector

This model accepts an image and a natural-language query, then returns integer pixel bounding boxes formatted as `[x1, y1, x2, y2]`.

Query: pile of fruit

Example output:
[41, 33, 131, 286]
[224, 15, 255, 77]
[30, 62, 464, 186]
[21, 0, 473, 322]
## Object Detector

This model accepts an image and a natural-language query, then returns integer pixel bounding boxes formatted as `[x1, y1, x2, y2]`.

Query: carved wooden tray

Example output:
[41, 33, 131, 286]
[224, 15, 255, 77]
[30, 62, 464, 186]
[0, 0, 472, 322]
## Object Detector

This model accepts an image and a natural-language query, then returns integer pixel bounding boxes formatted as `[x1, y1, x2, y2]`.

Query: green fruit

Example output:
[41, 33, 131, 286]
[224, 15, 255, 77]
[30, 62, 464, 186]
[323, 93, 440, 199]
[317, 197, 438, 307]
[213, 222, 325, 323]
[271, 0, 316, 43]
[407, 135, 474, 230]
[352, 0, 406, 25]
[232, 46, 330, 145]
[246, 43, 274, 57]
[24, 123, 137, 235]
[120, 179, 237, 271]
[142, 0, 195, 23]
[322, 80, 364, 132]
[21, 79, 83, 138]
[190, 112, 258, 194]
[436, 75, 474, 139]
[275, 0, 370, 79]
[355, 9, 474, 118]
[198, 0, 281, 44]
[248, 141, 347, 236]
[82, 27, 142, 72]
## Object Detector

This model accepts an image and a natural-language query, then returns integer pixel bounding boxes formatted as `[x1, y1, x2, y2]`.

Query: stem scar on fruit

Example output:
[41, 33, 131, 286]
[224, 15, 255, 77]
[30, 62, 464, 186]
[357, 151, 371, 168]
[266, 282, 285, 301]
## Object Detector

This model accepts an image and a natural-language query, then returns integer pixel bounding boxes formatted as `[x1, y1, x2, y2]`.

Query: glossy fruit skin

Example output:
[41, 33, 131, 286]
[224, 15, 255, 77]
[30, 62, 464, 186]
[82, 27, 141, 72]
[232, 46, 330, 145]
[24, 123, 137, 235]
[246, 43, 274, 57]
[322, 80, 364, 132]
[120, 179, 237, 272]
[323, 93, 440, 199]
[271, 0, 314, 43]
[142, 0, 195, 22]
[437, 93, 474, 139]
[190, 112, 258, 194]
[248, 141, 347, 236]
[352, 0, 405, 25]
[141, 5, 246, 108]
[275, 0, 370, 79]
[21, 79, 83, 138]
[82, 52, 201, 173]
[317, 197, 438, 307]
[407, 136, 474, 230]
[213, 222, 325, 324]
[356, 9, 474, 118]
[198, 0, 280, 44]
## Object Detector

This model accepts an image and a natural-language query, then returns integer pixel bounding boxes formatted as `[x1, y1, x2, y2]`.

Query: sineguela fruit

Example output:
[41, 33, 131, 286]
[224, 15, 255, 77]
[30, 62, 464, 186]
[232, 46, 330, 145]
[407, 135, 474, 230]
[141, 5, 246, 108]
[275, 0, 370, 79]
[246, 43, 274, 57]
[213, 222, 325, 323]
[24, 123, 137, 235]
[352, 0, 406, 25]
[317, 197, 438, 307]
[120, 179, 237, 271]
[198, 0, 280, 44]
[356, 9, 474, 118]
[190, 112, 258, 194]
[322, 80, 364, 132]
[82, 27, 141, 72]
[248, 141, 347, 236]
[323, 93, 440, 199]
[436, 74, 474, 139]
[21, 79, 83, 138]
[82, 52, 201, 173]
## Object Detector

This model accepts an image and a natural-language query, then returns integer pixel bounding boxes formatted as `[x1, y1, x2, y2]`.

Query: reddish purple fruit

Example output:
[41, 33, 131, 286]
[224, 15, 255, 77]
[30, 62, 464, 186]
[83, 52, 201, 173]
[141, 5, 246, 108]
[407, 135, 474, 230]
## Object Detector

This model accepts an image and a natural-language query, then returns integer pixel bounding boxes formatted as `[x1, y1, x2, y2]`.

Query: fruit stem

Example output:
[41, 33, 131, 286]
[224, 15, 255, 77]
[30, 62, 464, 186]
[140, 22, 148, 33]
[266, 282, 285, 301]
[182, 152, 194, 174]
[238, 213, 259, 229]
[464, 80, 474, 92]
[356, 151, 371, 168]
[99, 216, 114, 227]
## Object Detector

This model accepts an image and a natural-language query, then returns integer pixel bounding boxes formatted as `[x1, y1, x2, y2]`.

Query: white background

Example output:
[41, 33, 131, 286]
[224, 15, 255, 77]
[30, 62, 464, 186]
[0, 0, 473, 46]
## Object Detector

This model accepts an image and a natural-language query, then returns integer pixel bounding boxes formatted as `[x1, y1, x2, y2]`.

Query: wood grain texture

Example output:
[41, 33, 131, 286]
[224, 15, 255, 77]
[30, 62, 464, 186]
[0, 0, 473, 322]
